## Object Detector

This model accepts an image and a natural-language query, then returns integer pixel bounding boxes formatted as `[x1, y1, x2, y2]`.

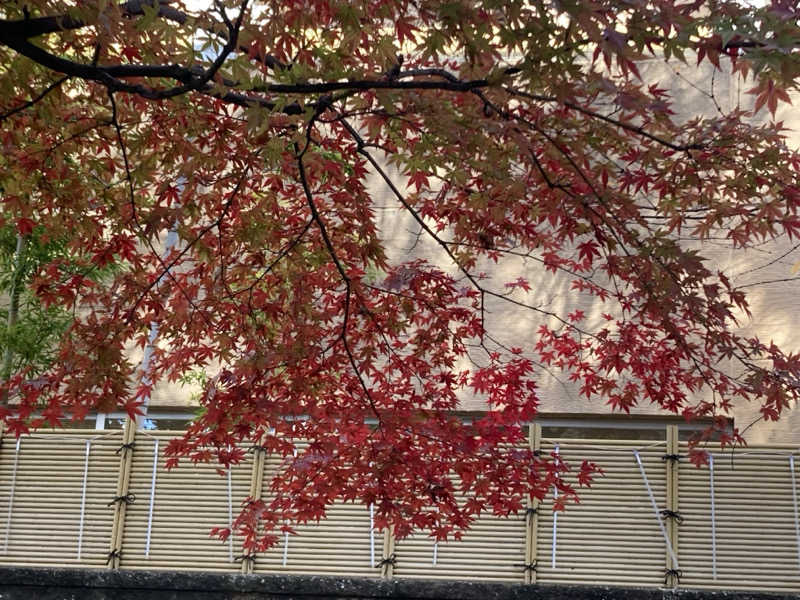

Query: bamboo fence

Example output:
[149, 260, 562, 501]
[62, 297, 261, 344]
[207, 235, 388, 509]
[0, 424, 798, 593]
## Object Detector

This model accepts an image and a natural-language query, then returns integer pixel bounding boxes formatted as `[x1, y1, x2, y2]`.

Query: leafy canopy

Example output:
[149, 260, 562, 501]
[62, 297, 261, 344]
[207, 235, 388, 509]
[2, 0, 800, 548]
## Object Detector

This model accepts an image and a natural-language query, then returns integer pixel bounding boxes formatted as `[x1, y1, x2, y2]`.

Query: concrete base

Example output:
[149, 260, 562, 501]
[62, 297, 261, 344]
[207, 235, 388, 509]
[0, 568, 794, 600]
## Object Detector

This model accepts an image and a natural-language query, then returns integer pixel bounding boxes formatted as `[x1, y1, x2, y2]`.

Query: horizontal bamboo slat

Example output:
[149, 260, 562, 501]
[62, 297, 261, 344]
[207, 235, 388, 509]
[391, 511, 527, 582]
[678, 441, 800, 592]
[534, 440, 667, 588]
[0, 431, 121, 568]
[253, 443, 377, 577]
[119, 432, 250, 572]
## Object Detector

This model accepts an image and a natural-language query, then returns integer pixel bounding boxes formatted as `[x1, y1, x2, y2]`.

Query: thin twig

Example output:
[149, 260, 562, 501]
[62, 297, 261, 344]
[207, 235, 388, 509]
[294, 113, 383, 426]
[0, 75, 70, 122]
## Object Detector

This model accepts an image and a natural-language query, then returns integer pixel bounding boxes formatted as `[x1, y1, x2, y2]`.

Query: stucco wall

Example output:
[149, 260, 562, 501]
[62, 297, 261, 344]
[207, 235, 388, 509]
[364, 57, 800, 444]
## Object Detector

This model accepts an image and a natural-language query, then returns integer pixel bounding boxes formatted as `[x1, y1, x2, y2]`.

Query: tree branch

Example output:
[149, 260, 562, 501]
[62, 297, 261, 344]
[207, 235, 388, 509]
[0, 0, 288, 71]
[0, 1, 185, 39]
[0, 75, 69, 122]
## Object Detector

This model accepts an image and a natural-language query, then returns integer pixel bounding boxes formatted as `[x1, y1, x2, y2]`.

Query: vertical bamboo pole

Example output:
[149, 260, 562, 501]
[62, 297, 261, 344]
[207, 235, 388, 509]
[108, 418, 136, 569]
[665, 425, 680, 579]
[0, 422, 4, 506]
[524, 423, 542, 583]
[0, 421, 8, 556]
[241, 444, 267, 574]
[381, 528, 396, 579]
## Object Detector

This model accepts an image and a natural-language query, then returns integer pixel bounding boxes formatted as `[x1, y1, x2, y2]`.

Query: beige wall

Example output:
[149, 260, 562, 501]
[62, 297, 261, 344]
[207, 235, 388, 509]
[367, 57, 800, 444]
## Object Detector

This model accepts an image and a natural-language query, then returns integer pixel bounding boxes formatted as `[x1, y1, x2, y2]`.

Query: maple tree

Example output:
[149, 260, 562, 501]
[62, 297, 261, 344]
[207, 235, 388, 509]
[2, 0, 800, 550]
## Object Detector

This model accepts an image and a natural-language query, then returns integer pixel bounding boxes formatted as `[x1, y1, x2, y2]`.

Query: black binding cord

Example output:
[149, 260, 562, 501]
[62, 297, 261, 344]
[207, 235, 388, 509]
[659, 509, 684, 524]
[662, 453, 681, 463]
[116, 442, 136, 455]
[107, 493, 136, 507]
[664, 568, 682, 586]
[514, 561, 537, 573]
[106, 549, 122, 565]
[376, 554, 397, 568]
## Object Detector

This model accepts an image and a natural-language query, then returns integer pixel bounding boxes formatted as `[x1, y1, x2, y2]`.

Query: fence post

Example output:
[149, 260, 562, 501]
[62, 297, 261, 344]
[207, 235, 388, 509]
[108, 418, 136, 569]
[525, 423, 542, 584]
[381, 528, 396, 579]
[241, 443, 267, 574]
[665, 424, 680, 584]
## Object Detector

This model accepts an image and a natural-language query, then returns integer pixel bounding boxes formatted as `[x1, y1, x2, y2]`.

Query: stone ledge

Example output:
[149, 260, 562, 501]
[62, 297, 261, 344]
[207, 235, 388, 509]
[0, 567, 795, 600]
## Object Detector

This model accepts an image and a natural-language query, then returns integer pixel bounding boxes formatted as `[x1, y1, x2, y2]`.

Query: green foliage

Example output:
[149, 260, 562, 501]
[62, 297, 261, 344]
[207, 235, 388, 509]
[0, 225, 72, 378]
[0, 293, 71, 376]
[178, 368, 209, 405]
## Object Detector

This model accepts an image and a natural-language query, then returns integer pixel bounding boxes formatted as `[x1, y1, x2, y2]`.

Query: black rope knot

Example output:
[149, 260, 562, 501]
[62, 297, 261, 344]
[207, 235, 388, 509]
[664, 568, 682, 586]
[532, 449, 543, 457]
[106, 549, 122, 565]
[514, 561, 537, 572]
[662, 453, 682, 463]
[107, 493, 136, 507]
[234, 554, 257, 564]
[116, 442, 136, 455]
[659, 509, 684, 524]
[248, 445, 269, 454]
[376, 554, 396, 568]
[525, 506, 539, 519]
